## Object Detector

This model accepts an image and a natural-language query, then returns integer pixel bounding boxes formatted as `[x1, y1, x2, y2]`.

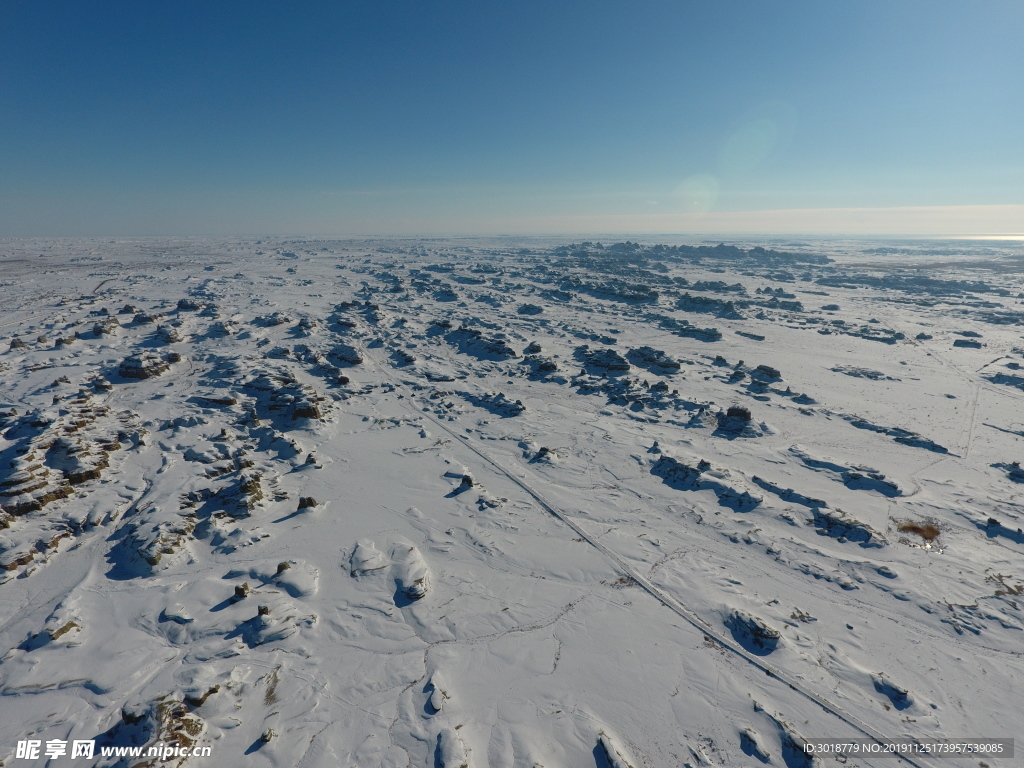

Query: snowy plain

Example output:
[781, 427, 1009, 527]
[0, 236, 1022, 768]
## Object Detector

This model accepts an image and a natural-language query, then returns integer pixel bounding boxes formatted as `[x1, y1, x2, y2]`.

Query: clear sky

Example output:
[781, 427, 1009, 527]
[2, 1, 1022, 236]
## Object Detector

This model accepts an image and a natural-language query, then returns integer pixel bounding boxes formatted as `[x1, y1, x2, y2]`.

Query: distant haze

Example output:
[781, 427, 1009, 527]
[2, 1, 1021, 237]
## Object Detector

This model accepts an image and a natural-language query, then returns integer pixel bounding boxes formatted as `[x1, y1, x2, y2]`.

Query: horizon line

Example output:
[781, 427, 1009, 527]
[3, 204, 1023, 240]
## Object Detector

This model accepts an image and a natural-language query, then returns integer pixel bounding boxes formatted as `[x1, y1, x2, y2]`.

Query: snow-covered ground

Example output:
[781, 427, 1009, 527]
[1, 236, 1022, 767]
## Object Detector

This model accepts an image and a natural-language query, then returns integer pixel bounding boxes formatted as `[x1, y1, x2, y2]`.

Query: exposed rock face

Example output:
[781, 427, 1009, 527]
[656, 314, 723, 341]
[93, 317, 120, 336]
[291, 399, 322, 420]
[391, 349, 416, 366]
[627, 346, 680, 372]
[0, 399, 131, 521]
[209, 320, 236, 336]
[241, 367, 326, 423]
[119, 352, 169, 379]
[434, 286, 458, 302]
[872, 673, 913, 710]
[216, 471, 264, 519]
[523, 354, 558, 373]
[676, 292, 744, 318]
[394, 543, 430, 600]
[832, 365, 898, 381]
[651, 454, 763, 511]
[446, 327, 518, 359]
[578, 345, 630, 371]
[46, 436, 110, 484]
[993, 461, 1024, 483]
[812, 507, 886, 547]
[0, 451, 72, 516]
[693, 279, 746, 294]
[716, 405, 757, 436]
[193, 392, 236, 408]
[725, 609, 781, 652]
[156, 324, 183, 344]
[597, 731, 637, 768]
[841, 414, 947, 453]
[560, 276, 659, 303]
[132, 512, 198, 567]
[256, 311, 290, 326]
[118, 693, 211, 758]
[458, 391, 525, 417]
[329, 343, 363, 365]
[725, 405, 752, 422]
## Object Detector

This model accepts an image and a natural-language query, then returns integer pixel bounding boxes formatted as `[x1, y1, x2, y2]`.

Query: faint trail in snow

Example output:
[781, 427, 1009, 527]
[921, 345, 1011, 457]
[905, 455, 951, 498]
[963, 381, 981, 458]
[981, 380, 1024, 403]
[370, 354, 930, 768]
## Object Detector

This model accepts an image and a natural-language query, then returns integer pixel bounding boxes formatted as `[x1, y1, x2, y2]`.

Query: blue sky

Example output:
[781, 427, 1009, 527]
[2, 1, 1022, 236]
